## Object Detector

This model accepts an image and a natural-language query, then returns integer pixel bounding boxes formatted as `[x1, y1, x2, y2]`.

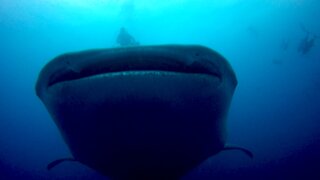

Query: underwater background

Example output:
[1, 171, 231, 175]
[1, 0, 320, 179]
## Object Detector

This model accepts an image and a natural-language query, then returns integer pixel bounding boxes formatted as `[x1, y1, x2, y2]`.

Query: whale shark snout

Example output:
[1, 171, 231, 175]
[36, 45, 246, 180]
[36, 45, 236, 96]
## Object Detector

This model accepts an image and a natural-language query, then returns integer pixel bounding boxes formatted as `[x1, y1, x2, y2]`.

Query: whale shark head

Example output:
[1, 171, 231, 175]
[36, 45, 238, 180]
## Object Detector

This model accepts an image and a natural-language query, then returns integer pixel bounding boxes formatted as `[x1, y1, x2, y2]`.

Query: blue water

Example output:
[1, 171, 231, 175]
[1, 0, 320, 179]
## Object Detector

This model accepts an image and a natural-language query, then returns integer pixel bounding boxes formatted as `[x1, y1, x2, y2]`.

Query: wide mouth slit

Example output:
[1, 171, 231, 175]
[47, 59, 221, 88]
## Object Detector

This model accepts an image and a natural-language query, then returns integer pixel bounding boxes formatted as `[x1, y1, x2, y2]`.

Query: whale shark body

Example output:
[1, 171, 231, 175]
[36, 45, 252, 180]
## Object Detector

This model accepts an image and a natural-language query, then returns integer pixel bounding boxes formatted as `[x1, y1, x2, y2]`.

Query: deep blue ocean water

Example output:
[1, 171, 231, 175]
[1, 0, 320, 179]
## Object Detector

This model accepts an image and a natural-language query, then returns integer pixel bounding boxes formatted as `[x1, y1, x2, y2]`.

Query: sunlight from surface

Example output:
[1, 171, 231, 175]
[0, 0, 308, 25]
[0, 0, 241, 18]
[0, 0, 247, 29]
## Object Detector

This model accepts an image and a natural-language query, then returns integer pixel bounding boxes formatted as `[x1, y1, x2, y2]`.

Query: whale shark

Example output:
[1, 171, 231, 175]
[36, 45, 252, 180]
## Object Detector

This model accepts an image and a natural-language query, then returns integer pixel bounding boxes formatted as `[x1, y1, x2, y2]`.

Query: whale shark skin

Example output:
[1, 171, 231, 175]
[36, 45, 249, 180]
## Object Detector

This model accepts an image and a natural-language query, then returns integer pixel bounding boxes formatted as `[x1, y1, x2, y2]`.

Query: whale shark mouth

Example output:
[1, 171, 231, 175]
[47, 60, 221, 88]
[43, 46, 223, 89]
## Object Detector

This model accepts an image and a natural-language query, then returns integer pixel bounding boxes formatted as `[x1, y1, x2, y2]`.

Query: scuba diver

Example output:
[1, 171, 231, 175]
[116, 27, 140, 47]
[298, 33, 317, 55]
[298, 24, 318, 55]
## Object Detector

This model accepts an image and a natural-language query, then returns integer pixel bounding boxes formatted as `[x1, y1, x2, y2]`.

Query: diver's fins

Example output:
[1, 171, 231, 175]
[223, 145, 254, 158]
[47, 158, 77, 170]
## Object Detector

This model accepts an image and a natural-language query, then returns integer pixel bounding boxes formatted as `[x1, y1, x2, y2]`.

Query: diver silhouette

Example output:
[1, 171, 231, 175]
[117, 27, 139, 47]
[298, 24, 318, 55]
[298, 34, 317, 55]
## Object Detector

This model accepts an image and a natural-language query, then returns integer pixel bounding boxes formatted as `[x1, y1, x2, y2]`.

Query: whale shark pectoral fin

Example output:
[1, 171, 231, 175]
[223, 145, 254, 158]
[47, 158, 77, 170]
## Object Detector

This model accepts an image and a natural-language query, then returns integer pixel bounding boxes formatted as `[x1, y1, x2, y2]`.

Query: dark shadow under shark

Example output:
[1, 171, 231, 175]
[35, 45, 252, 180]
